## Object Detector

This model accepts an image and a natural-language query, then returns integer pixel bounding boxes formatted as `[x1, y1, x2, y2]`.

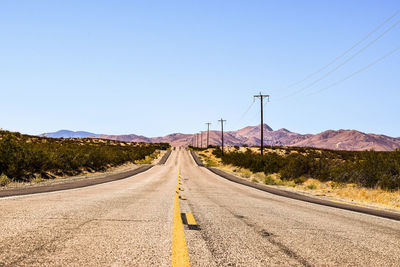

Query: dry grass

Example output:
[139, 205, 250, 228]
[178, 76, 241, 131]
[238, 146, 303, 156]
[31, 176, 44, 184]
[291, 178, 400, 210]
[135, 150, 160, 164]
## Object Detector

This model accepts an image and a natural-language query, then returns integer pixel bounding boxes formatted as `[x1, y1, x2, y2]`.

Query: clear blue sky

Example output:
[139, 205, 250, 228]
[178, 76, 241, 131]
[1, 0, 399, 137]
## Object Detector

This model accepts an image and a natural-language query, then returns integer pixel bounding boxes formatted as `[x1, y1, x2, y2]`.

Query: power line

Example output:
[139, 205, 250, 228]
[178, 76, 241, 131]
[248, 97, 268, 123]
[306, 44, 400, 97]
[283, 9, 400, 90]
[232, 99, 256, 129]
[277, 17, 400, 101]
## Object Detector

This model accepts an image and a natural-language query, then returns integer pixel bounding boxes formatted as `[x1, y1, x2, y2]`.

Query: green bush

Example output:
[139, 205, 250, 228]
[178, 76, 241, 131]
[0, 130, 169, 182]
[280, 154, 311, 180]
[0, 173, 11, 186]
[264, 175, 277, 185]
[213, 146, 400, 191]
[294, 176, 306, 184]
[307, 183, 317, 190]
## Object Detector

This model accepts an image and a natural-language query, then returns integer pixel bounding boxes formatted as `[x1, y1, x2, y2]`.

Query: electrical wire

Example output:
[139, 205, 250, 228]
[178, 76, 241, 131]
[275, 17, 400, 102]
[282, 9, 400, 91]
[248, 97, 269, 125]
[306, 44, 400, 96]
[231, 98, 256, 129]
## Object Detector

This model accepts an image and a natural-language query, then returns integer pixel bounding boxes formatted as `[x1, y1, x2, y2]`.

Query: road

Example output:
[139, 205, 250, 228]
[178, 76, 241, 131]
[0, 149, 399, 266]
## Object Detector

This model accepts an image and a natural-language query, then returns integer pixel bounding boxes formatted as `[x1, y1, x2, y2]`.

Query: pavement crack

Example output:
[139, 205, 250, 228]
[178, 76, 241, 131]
[226, 209, 312, 267]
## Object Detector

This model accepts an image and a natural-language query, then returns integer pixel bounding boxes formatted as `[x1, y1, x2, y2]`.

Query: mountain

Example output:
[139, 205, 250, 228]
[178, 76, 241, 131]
[43, 125, 400, 151]
[40, 130, 102, 138]
[95, 124, 400, 151]
[292, 129, 400, 151]
[96, 134, 151, 143]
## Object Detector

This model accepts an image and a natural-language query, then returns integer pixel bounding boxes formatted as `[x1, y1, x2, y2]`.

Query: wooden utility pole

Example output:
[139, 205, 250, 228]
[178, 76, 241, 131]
[218, 118, 226, 155]
[254, 92, 270, 156]
[205, 122, 211, 148]
[200, 131, 203, 148]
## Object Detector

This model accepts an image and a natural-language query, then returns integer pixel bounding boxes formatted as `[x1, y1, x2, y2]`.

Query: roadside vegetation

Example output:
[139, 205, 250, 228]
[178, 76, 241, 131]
[192, 146, 400, 210]
[0, 130, 169, 185]
[199, 146, 400, 190]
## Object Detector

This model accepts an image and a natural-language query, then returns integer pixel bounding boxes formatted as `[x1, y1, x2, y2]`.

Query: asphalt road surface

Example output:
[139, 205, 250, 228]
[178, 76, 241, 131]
[1, 149, 399, 266]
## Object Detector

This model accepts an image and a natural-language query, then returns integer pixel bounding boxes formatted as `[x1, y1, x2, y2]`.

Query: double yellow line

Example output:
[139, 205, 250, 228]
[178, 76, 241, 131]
[171, 167, 190, 267]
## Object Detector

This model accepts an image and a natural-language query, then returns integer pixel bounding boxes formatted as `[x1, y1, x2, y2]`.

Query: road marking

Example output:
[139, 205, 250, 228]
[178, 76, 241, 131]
[185, 213, 199, 230]
[180, 213, 199, 230]
[171, 168, 190, 267]
[185, 213, 197, 226]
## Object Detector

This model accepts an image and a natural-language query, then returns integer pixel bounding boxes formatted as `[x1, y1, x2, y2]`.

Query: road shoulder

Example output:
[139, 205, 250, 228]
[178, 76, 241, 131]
[0, 164, 154, 198]
[190, 151, 400, 221]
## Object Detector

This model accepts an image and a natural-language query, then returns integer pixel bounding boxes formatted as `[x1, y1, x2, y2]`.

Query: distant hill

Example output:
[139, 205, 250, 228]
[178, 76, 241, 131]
[40, 130, 102, 138]
[97, 134, 151, 143]
[44, 125, 400, 151]
[292, 129, 400, 151]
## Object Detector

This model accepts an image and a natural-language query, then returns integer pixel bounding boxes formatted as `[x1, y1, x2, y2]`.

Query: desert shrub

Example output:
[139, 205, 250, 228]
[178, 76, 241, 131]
[240, 169, 252, 178]
[264, 175, 277, 185]
[378, 174, 400, 191]
[188, 146, 208, 151]
[204, 159, 218, 167]
[294, 176, 306, 184]
[0, 130, 169, 182]
[307, 183, 317, 190]
[0, 173, 12, 186]
[213, 146, 400, 191]
[280, 154, 311, 180]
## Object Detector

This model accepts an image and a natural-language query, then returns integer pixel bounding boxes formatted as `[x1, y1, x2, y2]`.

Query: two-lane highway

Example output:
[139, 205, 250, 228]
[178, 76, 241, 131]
[1, 149, 399, 266]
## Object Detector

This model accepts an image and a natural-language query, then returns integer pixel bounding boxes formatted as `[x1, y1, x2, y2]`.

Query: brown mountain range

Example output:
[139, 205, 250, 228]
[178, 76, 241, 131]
[96, 124, 400, 151]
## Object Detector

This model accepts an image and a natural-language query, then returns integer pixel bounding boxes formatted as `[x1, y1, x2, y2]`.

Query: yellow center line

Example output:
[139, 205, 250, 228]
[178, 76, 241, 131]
[171, 157, 190, 267]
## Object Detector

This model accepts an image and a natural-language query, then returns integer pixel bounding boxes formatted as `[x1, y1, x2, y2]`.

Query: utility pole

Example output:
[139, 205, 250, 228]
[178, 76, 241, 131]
[196, 133, 199, 148]
[218, 118, 226, 155]
[200, 131, 203, 148]
[254, 92, 270, 156]
[205, 122, 211, 148]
